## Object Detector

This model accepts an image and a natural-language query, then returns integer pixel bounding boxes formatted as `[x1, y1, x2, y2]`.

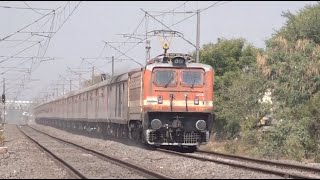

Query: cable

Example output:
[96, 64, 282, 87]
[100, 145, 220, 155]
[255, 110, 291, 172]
[200, 1, 229, 12]
[3, 35, 35, 48]
[0, 5, 54, 11]
[23, 2, 46, 15]
[119, 15, 145, 48]
[104, 41, 143, 66]
[154, 1, 189, 16]
[51, 2, 82, 38]
[142, 9, 196, 48]
[39, 1, 81, 58]
[0, 41, 41, 64]
[169, 12, 196, 27]
[81, 58, 105, 73]
[0, 7, 59, 42]
[0, 58, 33, 75]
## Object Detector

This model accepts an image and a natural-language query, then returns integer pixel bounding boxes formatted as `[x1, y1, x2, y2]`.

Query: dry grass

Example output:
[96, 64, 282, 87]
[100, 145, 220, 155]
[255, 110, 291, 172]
[0, 124, 4, 146]
[200, 140, 227, 153]
[0, 131, 4, 146]
[295, 38, 309, 52]
[200, 140, 255, 158]
[256, 53, 271, 78]
[276, 36, 288, 51]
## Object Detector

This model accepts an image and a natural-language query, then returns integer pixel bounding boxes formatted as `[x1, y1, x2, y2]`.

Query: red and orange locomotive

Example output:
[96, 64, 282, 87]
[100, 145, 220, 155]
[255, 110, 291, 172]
[139, 53, 214, 147]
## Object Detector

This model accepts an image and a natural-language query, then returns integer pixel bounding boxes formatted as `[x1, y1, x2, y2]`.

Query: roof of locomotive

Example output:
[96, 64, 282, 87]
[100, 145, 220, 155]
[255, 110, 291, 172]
[146, 53, 213, 71]
[146, 62, 213, 71]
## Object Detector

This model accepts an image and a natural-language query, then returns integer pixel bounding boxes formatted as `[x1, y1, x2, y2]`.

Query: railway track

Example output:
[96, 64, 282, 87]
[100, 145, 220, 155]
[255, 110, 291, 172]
[17, 125, 87, 179]
[20, 125, 172, 179]
[156, 148, 320, 179]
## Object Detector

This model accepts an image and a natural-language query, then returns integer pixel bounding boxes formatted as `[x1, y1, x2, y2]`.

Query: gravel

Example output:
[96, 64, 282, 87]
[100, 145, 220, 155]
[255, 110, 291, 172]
[21, 126, 146, 179]
[31, 122, 284, 179]
[0, 124, 72, 179]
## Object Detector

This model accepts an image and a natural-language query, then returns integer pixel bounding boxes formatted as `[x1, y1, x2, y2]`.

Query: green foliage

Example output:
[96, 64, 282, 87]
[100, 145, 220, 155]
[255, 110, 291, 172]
[262, 38, 320, 107]
[277, 2, 320, 44]
[257, 119, 318, 160]
[201, 2, 320, 162]
[200, 38, 262, 77]
[199, 38, 264, 139]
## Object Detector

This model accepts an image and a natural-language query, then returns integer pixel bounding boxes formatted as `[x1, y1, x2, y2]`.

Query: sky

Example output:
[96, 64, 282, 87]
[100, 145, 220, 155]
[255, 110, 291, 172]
[0, 1, 316, 101]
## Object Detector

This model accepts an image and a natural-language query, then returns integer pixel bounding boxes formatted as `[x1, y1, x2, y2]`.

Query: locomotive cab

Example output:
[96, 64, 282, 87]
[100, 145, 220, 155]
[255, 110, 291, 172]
[143, 53, 214, 149]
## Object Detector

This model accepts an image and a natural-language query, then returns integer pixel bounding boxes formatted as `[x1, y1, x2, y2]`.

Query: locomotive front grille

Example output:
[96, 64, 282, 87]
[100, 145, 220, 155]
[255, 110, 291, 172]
[146, 130, 209, 145]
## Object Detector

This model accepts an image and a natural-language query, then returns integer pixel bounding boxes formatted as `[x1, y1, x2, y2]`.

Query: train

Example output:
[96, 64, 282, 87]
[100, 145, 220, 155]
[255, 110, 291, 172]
[34, 52, 215, 152]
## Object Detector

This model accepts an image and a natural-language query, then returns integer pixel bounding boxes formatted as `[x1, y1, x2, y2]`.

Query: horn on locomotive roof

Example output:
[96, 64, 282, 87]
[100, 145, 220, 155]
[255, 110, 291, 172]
[162, 43, 169, 63]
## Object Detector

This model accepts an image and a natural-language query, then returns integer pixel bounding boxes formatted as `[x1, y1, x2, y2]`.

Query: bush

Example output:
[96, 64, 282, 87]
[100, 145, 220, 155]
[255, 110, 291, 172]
[224, 141, 239, 154]
[284, 134, 305, 161]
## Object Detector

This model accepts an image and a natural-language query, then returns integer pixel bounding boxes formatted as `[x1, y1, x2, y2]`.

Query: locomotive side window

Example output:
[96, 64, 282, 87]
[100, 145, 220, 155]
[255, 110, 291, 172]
[153, 69, 176, 87]
[182, 69, 204, 87]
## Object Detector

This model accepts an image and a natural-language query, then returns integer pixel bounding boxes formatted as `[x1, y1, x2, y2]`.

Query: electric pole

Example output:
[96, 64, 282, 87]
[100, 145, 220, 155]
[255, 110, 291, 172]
[79, 74, 81, 90]
[196, 9, 200, 63]
[92, 66, 94, 85]
[146, 40, 151, 64]
[145, 12, 150, 64]
[2, 78, 5, 125]
[112, 56, 114, 77]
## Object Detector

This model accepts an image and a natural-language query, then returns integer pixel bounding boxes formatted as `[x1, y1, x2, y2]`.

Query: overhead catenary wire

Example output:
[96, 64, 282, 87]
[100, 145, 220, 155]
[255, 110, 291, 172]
[51, 1, 82, 38]
[3, 35, 35, 49]
[2, 3, 76, 99]
[0, 57, 34, 75]
[0, 41, 41, 64]
[142, 8, 196, 48]
[80, 58, 105, 73]
[0, 5, 54, 11]
[118, 15, 146, 49]
[104, 41, 143, 67]
[2, 13, 55, 49]
[152, 1, 189, 16]
[1, 3, 67, 99]
[0, 7, 60, 42]
[170, 1, 231, 27]
[23, 1, 46, 15]
[38, 1, 81, 59]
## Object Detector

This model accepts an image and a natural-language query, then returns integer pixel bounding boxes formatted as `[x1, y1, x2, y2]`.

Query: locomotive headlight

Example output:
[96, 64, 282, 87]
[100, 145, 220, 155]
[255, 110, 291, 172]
[157, 95, 163, 104]
[151, 119, 162, 130]
[194, 96, 199, 105]
[196, 120, 206, 131]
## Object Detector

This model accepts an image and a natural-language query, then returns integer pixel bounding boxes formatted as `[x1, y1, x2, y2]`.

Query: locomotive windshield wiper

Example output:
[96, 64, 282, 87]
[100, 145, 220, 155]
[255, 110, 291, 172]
[191, 79, 196, 89]
[164, 76, 173, 88]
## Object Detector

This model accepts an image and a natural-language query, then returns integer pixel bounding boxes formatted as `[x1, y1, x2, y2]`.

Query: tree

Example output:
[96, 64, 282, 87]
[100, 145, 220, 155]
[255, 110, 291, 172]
[256, 2, 320, 160]
[277, 2, 320, 44]
[199, 38, 264, 139]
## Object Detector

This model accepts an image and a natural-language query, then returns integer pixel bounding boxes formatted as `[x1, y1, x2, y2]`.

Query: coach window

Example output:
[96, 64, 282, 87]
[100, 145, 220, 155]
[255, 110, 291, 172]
[181, 69, 204, 87]
[153, 69, 176, 87]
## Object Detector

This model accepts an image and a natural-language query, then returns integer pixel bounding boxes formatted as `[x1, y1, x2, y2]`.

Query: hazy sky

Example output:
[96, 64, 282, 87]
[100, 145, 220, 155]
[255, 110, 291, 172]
[0, 1, 315, 101]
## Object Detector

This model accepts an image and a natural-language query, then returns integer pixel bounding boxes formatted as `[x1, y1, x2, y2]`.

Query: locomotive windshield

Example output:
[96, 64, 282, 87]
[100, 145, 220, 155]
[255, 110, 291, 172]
[153, 69, 176, 87]
[182, 69, 204, 87]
